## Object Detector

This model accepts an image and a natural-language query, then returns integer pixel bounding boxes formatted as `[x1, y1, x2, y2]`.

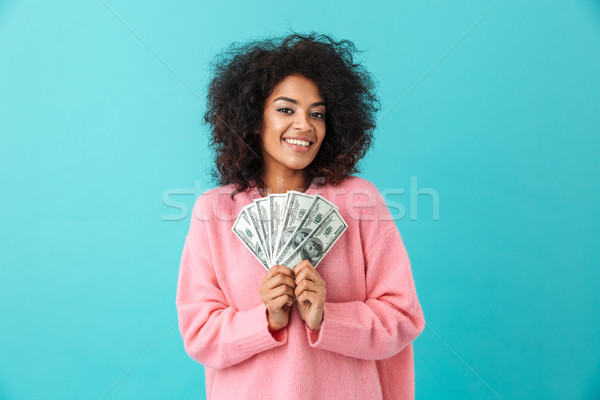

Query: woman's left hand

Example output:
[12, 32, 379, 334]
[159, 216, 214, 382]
[293, 260, 326, 331]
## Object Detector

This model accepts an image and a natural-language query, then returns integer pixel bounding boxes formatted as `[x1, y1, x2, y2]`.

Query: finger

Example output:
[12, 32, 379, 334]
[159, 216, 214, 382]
[273, 264, 295, 279]
[294, 268, 308, 284]
[295, 266, 320, 285]
[292, 262, 303, 277]
[272, 293, 295, 309]
[265, 273, 296, 291]
[297, 289, 320, 304]
[294, 278, 311, 296]
[293, 260, 312, 276]
[263, 264, 289, 281]
[263, 265, 295, 288]
[302, 259, 315, 271]
[297, 277, 327, 297]
[268, 284, 295, 301]
[295, 279, 321, 298]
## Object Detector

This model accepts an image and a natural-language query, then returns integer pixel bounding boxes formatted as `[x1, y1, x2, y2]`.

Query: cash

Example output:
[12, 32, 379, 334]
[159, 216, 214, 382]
[231, 191, 347, 270]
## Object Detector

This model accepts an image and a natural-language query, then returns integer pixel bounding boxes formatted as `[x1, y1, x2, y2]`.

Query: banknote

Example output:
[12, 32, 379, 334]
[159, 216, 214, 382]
[253, 197, 272, 263]
[268, 193, 287, 258]
[272, 191, 316, 261]
[231, 206, 269, 270]
[278, 209, 348, 269]
[246, 204, 271, 266]
[273, 195, 337, 266]
[232, 191, 347, 270]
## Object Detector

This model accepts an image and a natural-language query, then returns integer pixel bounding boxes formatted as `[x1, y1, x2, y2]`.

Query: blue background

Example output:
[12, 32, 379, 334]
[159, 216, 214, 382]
[1, 1, 599, 399]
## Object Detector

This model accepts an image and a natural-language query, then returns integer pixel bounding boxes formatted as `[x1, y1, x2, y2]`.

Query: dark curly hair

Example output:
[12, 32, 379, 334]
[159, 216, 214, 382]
[203, 31, 381, 199]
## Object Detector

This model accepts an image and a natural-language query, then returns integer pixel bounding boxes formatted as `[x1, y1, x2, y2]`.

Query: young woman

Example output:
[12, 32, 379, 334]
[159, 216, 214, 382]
[176, 32, 426, 400]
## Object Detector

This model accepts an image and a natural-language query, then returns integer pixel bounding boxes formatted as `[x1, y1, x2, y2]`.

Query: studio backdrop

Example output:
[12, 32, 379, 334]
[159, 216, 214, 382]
[1, 1, 599, 399]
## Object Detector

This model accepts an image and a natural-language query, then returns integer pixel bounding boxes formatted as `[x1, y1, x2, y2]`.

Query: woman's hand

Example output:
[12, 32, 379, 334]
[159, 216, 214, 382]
[259, 264, 296, 332]
[294, 260, 326, 331]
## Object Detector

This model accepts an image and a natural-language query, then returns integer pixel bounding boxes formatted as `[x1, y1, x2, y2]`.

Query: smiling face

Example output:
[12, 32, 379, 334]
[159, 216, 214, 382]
[257, 74, 327, 174]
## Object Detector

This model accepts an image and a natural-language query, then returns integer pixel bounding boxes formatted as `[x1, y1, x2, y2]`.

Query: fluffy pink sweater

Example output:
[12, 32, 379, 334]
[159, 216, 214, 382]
[176, 175, 425, 399]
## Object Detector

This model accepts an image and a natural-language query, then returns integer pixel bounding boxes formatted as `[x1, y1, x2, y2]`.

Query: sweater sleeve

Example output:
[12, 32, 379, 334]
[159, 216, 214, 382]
[304, 183, 425, 360]
[176, 194, 288, 369]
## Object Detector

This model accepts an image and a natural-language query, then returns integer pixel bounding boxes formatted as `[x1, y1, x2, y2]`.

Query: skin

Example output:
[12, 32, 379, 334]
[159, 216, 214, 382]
[255, 74, 327, 195]
[293, 259, 326, 331]
[256, 74, 328, 332]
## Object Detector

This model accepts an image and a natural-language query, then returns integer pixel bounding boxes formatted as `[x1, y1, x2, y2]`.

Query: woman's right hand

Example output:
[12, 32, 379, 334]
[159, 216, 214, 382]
[259, 264, 296, 332]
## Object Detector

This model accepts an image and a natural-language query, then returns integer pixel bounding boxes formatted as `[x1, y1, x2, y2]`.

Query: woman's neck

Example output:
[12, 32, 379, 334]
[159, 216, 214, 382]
[259, 170, 309, 196]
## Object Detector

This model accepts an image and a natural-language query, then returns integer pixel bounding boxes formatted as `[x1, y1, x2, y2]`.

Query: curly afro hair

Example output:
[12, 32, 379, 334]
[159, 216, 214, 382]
[203, 31, 381, 198]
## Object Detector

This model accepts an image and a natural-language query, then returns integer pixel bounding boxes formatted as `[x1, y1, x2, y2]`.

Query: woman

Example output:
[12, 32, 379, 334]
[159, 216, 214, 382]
[176, 32, 426, 399]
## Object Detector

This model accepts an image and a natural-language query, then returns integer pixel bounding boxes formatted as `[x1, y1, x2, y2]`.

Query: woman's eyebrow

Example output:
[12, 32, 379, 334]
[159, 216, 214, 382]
[273, 96, 326, 107]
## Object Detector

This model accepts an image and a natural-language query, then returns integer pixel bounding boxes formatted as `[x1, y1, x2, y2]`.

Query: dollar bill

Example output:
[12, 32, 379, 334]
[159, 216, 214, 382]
[274, 195, 337, 266]
[231, 206, 269, 270]
[278, 209, 348, 270]
[268, 193, 287, 259]
[245, 204, 271, 266]
[253, 197, 272, 262]
[232, 190, 348, 271]
[271, 191, 316, 262]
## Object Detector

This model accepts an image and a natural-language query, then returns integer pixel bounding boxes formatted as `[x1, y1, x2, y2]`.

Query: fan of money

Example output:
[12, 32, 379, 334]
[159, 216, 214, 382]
[232, 190, 348, 270]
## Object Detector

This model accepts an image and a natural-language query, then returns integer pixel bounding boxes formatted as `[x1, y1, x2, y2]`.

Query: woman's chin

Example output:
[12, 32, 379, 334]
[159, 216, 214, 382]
[282, 159, 314, 171]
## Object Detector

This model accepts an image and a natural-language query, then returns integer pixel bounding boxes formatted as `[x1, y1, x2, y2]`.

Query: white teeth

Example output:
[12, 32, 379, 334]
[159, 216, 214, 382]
[284, 138, 311, 147]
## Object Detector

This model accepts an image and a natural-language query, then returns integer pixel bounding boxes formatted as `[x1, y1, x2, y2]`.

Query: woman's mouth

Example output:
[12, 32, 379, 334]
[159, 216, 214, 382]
[283, 137, 313, 152]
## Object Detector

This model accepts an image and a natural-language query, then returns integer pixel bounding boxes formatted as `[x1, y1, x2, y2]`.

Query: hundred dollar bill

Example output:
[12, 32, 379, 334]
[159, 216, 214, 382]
[274, 195, 337, 266]
[246, 204, 271, 266]
[231, 207, 269, 270]
[278, 209, 347, 270]
[253, 197, 272, 262]
[272, 191, 316, 262]
[268, 193, 287, 260]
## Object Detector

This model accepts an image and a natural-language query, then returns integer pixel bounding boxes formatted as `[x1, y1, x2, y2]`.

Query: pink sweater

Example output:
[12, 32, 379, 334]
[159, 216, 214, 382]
[176, 175, 426, 399]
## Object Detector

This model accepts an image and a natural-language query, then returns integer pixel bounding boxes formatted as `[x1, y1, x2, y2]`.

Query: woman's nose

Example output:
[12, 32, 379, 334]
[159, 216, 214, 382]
[293, 113, 312, 131]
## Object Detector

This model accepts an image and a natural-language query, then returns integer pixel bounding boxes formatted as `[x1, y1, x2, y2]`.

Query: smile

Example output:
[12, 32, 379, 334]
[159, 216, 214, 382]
[283, 137, 313, 153]
[283, 138, 311, 147]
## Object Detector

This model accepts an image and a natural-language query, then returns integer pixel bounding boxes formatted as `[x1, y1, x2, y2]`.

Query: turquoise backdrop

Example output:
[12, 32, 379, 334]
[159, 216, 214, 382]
[1, 1, 599, 399]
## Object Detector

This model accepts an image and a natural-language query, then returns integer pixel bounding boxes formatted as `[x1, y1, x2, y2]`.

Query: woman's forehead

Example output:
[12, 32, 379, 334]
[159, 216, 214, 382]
[269, 75, 324, 103]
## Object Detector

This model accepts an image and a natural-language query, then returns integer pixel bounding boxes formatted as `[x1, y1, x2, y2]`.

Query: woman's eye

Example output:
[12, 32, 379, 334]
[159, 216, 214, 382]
[277, 108, 324, 119]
